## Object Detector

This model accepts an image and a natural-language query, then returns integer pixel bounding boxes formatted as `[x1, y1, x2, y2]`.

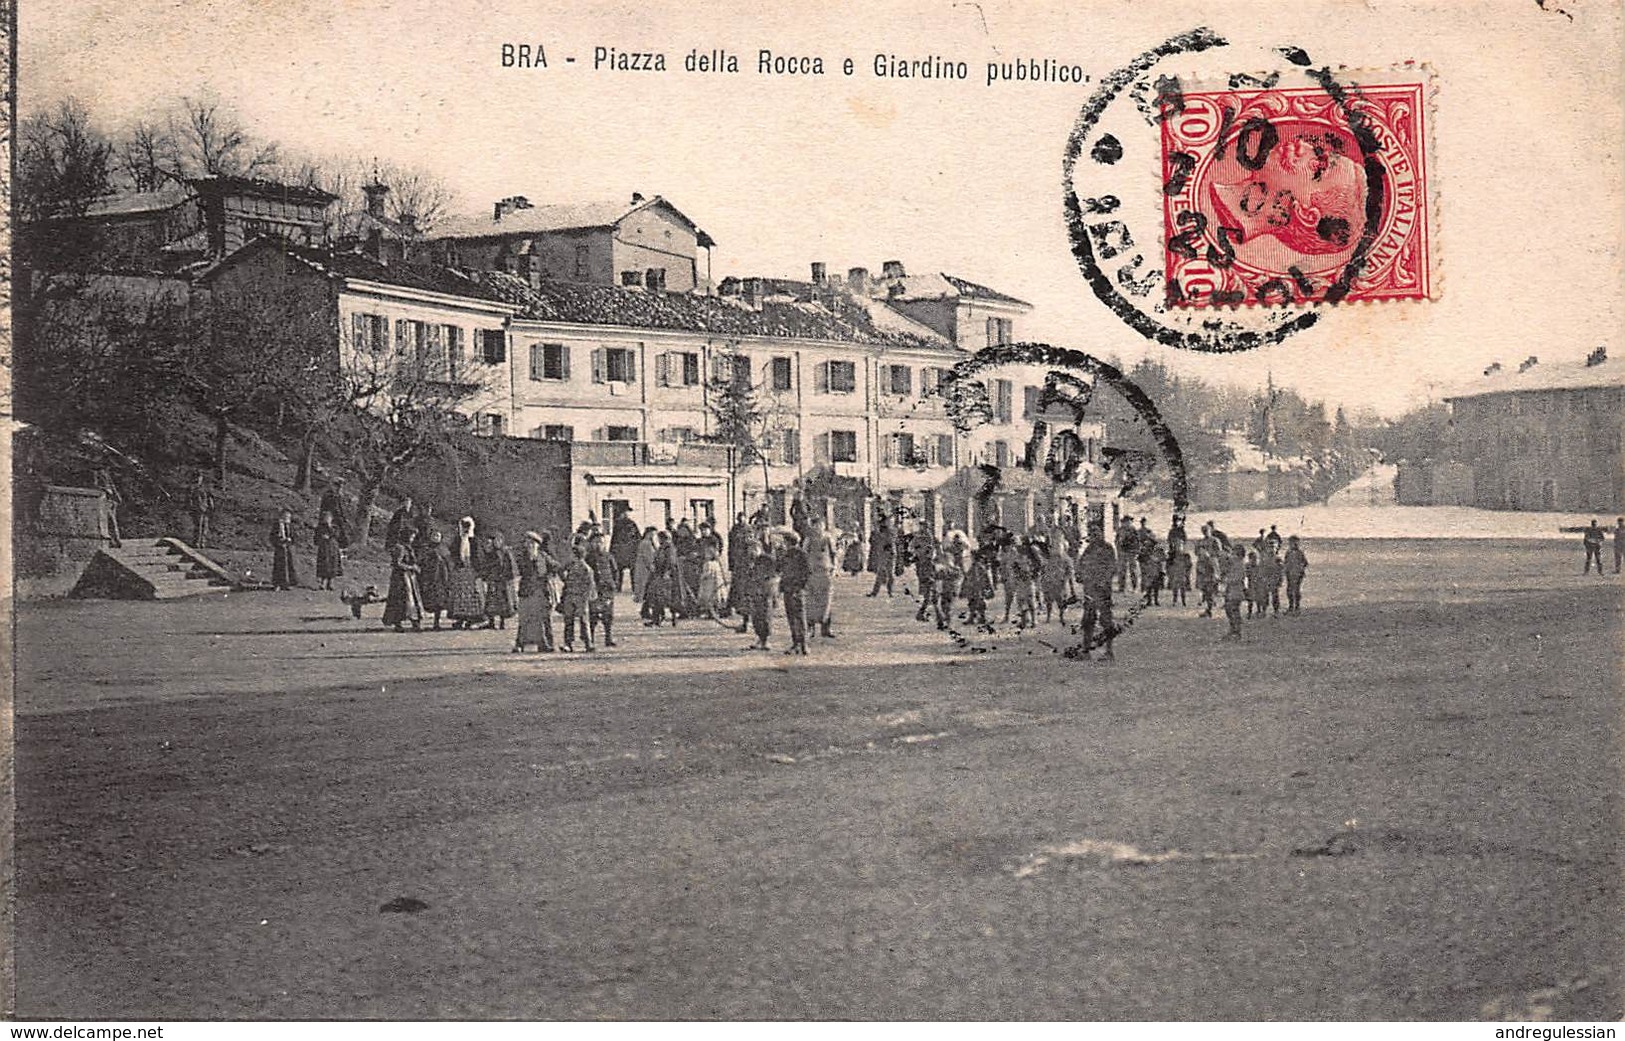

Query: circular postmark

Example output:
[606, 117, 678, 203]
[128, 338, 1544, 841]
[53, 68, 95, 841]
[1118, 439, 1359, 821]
[939, 343, 1188, 654]
[1063, 30, 1418, 352]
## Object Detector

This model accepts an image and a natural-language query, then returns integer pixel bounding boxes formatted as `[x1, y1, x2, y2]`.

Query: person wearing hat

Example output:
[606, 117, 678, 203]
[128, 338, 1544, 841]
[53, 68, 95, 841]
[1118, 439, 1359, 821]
[1283, 535, 1309, 614]
[778, 532, 811, 655]
[514, 531, 558, 652]
[382, 529, 425, 633]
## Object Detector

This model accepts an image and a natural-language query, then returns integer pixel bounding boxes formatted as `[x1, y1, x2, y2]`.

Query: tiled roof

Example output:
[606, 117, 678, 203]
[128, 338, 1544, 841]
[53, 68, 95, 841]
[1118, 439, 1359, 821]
[1446, 355, 1625, 399]
[940, 273, 1031, 308]
[431, 195, 714, 247]
[195, 239, 511, 306]
[477, 271, 951, 350]
[188, 175, 338, 206]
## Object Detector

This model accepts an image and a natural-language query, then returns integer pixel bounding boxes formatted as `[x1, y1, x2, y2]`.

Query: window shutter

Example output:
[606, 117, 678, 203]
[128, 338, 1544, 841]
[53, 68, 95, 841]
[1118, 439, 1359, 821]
[591, 347, 605, 384]
[814, 432, 830, 465]
[558, 345, 571, 380]
[592, 427, 605, 442]
[529, 344, 543, 381]
[815, 361, 830, 394]
[938, 434, 954, 468]
[1024, 385, 1038, 418]
[656, 352, 670, 387]
[624, 351, 636, 384]
[783, 428, 799, 465]
[922, 367, 937, 397]
[882, 435, 895, 467]
[352, 313, 366, 352]
[395, 319, 407, 352]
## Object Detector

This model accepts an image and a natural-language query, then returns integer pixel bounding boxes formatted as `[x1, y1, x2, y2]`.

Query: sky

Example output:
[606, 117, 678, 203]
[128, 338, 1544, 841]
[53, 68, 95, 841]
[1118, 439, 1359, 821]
[19, 0, 1625, 417]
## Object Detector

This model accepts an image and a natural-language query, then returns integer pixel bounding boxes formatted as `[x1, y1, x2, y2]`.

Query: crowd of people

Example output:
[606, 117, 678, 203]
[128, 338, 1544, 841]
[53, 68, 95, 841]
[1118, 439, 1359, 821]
[266, 481, 1326, 659]
[865, 512, 1314, 658]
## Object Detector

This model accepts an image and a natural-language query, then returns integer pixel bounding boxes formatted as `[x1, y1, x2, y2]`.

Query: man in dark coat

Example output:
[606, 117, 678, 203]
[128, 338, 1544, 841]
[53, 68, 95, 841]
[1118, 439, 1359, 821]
[1583, 519, 1606, 574]
[867, 516, 896, 597]
[610, 510, 641, 590]
[317, 478, 351, 548]
[778, 533, 811, 655]
[385, 496, 416, 549]
[1076, 527, 1117, 661]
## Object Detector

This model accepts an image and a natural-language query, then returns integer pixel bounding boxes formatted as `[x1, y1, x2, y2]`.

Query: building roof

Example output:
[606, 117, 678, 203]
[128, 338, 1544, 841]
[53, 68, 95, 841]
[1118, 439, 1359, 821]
[940, 273, 1032, 308]
[76, 182, 194, 219]
[188, 175, 339, 206]
[1446, 355, 1625, 399]
[477, 271, 951, 350]
[431, 195, 715, 247]
[195, 238, 511, 306]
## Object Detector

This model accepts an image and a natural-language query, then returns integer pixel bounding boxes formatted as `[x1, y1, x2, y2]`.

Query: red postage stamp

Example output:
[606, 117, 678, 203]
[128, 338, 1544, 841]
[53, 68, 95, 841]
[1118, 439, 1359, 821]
[1160, 78, 1432, 308]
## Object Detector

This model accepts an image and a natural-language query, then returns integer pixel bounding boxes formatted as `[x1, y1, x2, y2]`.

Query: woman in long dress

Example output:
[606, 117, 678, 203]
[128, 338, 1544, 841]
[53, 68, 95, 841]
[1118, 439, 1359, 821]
[446, 516, 486, 629]
[482, 530, 520, 630]
[382, 531, 424, 632]
[269, 509, 299, 590]
[802, 519, 837, 638]
[514, 531, 558, 652]
[418, 530, 452, 629]
[696, 539, 725, 619]
[632, 527, 658, 603]
[314, 510, 344, 590]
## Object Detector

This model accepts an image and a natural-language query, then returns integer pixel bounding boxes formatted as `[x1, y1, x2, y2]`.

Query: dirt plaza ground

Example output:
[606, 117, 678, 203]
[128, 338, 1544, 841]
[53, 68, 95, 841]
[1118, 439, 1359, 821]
[11, 539, 1623, 1020]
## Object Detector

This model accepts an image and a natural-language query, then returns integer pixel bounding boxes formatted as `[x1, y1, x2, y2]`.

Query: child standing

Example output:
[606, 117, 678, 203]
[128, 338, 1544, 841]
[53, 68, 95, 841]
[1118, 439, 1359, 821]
[1195, 548, 1218, 618]
[1167, 542, 1191, 607]
[560, 544, 597, 652]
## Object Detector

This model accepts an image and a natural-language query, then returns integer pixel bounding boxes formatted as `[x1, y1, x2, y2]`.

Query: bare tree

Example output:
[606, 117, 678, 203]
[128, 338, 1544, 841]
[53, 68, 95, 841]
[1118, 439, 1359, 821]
[340, 336, 483, 544]
[166, 93, 280, 179]
[17, 98, 114, 223]
[375, 161, 456, 230]
[118, 119, 177, 192]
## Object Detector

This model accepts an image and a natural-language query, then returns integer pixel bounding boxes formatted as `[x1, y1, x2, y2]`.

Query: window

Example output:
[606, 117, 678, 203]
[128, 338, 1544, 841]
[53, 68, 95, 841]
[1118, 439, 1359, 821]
[771, 356, 793, 392]
[592, 347, 637, 384]
[574, 244, 589, 278]
[886, 364, 913, 396]
[662, 426, 697, 443]
[604, 425, 640, 442]
[530, 343, 569, 381]
[991, 440, 1011, 468]
[656, 351, 702, 387]
[481, 413, 506, 438]
[621, 270, 643, 287]
[986, 316, 1013, 347]
[479, 328, 506, 364]
[536, 424, 574, 441]
[921, 367, 945, 397]
[351, 313, 389, 354]
[781, 428, 800, 465]
[935, 434, 955, 468]
[885, 432, 917, 467]
[829, 430, 859, 463]
[1023, 385, 1040, 418]
[444, 326, 465, 381]
[994, 379, 1014, 424]
[819, 360, 857, 394]
[646, 268, 667, 292]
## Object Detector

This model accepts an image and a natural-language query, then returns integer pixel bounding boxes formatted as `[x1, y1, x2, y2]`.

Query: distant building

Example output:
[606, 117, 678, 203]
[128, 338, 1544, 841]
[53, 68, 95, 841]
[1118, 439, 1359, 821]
[427, 192, 716, 295]
[1441, 351, 1624, 511]
[29, 176, 338, 273]
[332, 179, 422, 266]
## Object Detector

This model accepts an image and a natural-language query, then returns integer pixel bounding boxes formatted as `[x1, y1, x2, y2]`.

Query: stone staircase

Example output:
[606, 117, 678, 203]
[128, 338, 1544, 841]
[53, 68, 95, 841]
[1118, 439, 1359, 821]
[71, 538, 239, 600]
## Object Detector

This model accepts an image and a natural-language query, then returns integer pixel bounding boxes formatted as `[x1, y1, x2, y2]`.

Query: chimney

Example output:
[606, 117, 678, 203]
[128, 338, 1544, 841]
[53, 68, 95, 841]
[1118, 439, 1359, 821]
[493, 195, 533, 221]
[881, 259, 905, 280]
[741, 277, 764, 310]
[631, 191, 646, 205]
[1483, 362, 1502, 376]
[1518, 355, 1539, 373]
[1586, 345, 1608, 367]
[810, 262, 826, 283]
[362, 181, 389, 219]
[848, 266, 869, 293]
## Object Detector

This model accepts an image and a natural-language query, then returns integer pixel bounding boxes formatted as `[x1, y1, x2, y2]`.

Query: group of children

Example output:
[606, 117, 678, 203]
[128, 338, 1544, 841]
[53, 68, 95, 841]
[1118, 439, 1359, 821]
[890, 515, 1312, 650]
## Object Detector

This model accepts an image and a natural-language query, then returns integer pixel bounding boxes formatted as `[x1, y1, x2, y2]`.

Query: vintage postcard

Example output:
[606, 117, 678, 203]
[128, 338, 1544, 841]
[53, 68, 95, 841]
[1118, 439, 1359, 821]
[4, 0, 1622, 1025]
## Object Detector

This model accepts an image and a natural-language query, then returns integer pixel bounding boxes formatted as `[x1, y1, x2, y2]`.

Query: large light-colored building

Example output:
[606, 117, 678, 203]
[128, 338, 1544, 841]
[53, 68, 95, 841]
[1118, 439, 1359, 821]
[1438, 351, 1624, 511]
